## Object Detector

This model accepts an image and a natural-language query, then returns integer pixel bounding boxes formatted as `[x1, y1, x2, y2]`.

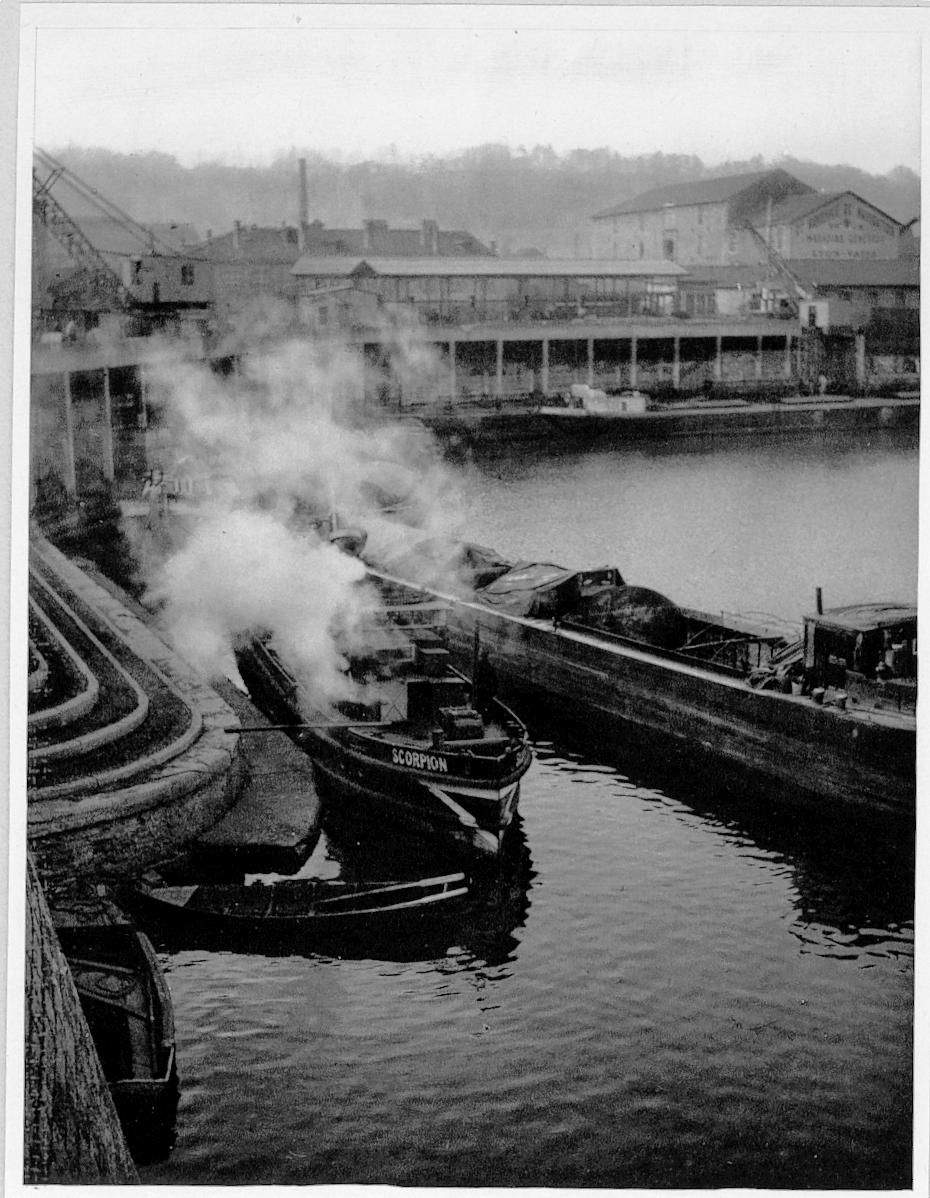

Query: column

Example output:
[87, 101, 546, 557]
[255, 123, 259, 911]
[541, 338, 549, 394]
[62, 371, 77, 495]
[495, 339, 504, 399]
[784, 333, 793, 380]
[629, 336, 638, 388]
[137, 364, 149, 429]
[672, 337, 681, 391]
[714, 335, 723, 382]
[855, 332, 867, 389]
[587, 337, 595, 386]
[101, 368, 115, 482]
[449, 340, 457, 401]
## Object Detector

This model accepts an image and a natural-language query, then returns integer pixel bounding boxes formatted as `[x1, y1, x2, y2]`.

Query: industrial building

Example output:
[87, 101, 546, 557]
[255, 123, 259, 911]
[292, 254, 685, 325]
[591, 169, 906, 266]
[197, 218, 493, 320]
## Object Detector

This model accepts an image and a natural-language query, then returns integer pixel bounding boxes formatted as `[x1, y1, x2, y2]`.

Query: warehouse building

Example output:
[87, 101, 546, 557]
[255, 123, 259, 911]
[292, 254, 685, 326]
[591, 169, 905, 266]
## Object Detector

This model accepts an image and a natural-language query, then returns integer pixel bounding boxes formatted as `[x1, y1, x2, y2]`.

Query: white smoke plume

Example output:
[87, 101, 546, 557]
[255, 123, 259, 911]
[138, 322, 471, 712]
[146, 506, 369, 712]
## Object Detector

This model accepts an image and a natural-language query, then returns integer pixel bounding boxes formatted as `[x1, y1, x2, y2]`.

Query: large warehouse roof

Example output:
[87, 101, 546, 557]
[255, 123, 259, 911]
[592, 170, 808, 220]
[293, 255, 687, 278]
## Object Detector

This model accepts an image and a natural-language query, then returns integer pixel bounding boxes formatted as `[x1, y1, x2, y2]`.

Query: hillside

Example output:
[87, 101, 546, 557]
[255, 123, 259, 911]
[45, 144, 920, 258]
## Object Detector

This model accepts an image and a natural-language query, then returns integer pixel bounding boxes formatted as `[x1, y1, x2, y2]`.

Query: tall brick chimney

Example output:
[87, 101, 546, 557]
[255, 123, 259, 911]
[298, 158, 309, 253]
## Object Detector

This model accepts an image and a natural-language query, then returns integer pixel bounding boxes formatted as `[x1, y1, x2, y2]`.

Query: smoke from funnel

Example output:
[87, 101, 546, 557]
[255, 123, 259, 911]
[137, 318, 469, 711]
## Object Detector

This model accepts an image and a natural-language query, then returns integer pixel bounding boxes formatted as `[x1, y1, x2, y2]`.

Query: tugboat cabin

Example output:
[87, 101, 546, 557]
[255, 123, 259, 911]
[803, 603, 917, 711]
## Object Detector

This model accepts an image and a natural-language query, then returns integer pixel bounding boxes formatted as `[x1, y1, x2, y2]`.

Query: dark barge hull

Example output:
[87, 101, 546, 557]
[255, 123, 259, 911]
[369, 576, 914, 818]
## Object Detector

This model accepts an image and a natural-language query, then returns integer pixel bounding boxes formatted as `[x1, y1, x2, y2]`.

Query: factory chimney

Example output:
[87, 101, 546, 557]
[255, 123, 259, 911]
[298, 158, 309, 253]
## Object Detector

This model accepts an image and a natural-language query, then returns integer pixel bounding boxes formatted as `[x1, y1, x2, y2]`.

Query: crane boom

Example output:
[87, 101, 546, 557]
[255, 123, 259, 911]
[742, 223, 814, 313]
[32, 167, 138, 310]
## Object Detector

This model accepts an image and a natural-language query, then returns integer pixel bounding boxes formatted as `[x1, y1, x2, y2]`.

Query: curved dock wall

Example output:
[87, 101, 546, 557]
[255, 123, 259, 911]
[23, 856, 138, 1184]
[27, 538, 245, 886]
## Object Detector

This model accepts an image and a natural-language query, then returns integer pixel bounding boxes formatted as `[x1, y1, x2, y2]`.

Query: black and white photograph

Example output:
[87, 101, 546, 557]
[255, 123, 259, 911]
[8, 3, 924, 1189]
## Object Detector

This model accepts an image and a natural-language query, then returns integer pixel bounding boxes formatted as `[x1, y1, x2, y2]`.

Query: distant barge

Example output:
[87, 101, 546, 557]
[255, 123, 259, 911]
[417, 393, 919, 454]
[365, 562, 916, 817]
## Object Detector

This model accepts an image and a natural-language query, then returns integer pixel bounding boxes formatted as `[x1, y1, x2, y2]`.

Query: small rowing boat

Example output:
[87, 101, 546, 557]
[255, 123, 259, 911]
[56, 923, 178, 1162]
[132, 872, 469, 934]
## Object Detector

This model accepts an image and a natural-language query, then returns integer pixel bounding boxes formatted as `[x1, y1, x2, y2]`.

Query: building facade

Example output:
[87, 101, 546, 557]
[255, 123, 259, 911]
[592, 170, 904, 267]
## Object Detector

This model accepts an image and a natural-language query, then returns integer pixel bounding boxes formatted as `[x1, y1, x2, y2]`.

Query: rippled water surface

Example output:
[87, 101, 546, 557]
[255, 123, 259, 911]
[140, 428, 916, 1188]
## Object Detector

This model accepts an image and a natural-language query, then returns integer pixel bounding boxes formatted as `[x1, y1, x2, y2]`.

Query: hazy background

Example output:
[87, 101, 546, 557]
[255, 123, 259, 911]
[23, 6, 922, 255]
[33, 145, 922, 259]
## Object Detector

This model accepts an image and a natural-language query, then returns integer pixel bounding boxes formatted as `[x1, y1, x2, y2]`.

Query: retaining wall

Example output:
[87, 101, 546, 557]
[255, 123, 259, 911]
[22, 855, 138, 1184]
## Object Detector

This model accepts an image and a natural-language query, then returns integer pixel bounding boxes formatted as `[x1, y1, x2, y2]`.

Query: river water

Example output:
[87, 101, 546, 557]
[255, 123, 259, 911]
[139, 425, 917, 1189]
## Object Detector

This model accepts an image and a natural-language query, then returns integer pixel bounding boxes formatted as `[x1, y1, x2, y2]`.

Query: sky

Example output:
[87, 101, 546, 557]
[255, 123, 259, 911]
[21, 4, 924, 175]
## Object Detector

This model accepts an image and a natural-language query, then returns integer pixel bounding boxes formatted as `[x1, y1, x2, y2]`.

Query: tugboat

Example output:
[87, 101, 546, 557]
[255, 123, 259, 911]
[234, 579, 533, 857]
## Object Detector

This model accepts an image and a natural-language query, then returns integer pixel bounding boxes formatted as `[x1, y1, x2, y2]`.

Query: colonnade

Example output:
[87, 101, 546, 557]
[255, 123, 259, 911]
[440, 331, 797, 399]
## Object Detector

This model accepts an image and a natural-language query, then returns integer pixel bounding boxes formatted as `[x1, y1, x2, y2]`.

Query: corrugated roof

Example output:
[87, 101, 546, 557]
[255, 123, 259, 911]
[293, 255, 686, 278]
[592, 170, 791, 220]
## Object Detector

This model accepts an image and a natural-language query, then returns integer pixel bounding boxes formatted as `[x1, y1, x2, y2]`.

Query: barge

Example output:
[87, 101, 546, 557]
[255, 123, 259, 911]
[364, 560, 916, 817]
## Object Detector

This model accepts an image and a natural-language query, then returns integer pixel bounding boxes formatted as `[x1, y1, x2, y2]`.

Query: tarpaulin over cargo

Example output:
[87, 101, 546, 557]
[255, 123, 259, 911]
[459, 543, 513, 590]
[475, 563, 579, 617]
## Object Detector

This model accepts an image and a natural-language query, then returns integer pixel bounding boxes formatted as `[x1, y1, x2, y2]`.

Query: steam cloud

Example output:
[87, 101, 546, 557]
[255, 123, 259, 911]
[138, 316, 468, 713]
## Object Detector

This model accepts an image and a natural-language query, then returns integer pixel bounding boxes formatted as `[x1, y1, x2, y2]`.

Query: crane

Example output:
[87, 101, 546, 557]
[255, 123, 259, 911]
[32, 166, 138, 310]
[32, 147, 201, 313]
[741, 222, 815, 316]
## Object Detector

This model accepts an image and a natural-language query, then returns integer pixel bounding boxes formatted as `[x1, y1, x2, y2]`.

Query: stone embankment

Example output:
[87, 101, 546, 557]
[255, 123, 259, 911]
[27, 534, 244, 893]
[22, 533, 249, 1182]
[23, 855, 138, 1184]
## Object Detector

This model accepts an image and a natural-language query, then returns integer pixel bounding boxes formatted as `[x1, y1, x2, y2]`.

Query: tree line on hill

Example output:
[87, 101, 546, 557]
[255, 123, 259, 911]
[48, 143, 920, 258]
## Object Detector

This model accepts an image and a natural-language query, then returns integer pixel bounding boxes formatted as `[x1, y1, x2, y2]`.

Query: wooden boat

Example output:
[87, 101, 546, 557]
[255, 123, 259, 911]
[234, 584, 533, 857]
[362, 560, 916, 818]
[132, 872, 469, 933]
[56, 923, 178, 1161]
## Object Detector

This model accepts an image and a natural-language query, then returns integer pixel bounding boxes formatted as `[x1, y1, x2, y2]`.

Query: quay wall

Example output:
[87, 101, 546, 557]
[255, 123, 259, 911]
[28, 537, 244, 891]
[22, 855, 138, 1184]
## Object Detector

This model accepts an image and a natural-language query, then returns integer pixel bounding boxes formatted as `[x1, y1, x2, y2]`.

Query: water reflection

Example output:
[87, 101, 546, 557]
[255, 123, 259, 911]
[528, 708, 914, 959]
[132, 810, 535, 968]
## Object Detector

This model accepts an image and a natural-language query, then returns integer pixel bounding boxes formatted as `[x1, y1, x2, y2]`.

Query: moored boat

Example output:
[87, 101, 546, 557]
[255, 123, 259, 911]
[234, 582, 533, 857]
[132, 872, 469, 933]
[540, 383, 650, 417]
[362, 557, 915, 817]
[55, 923, 179, 1162]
